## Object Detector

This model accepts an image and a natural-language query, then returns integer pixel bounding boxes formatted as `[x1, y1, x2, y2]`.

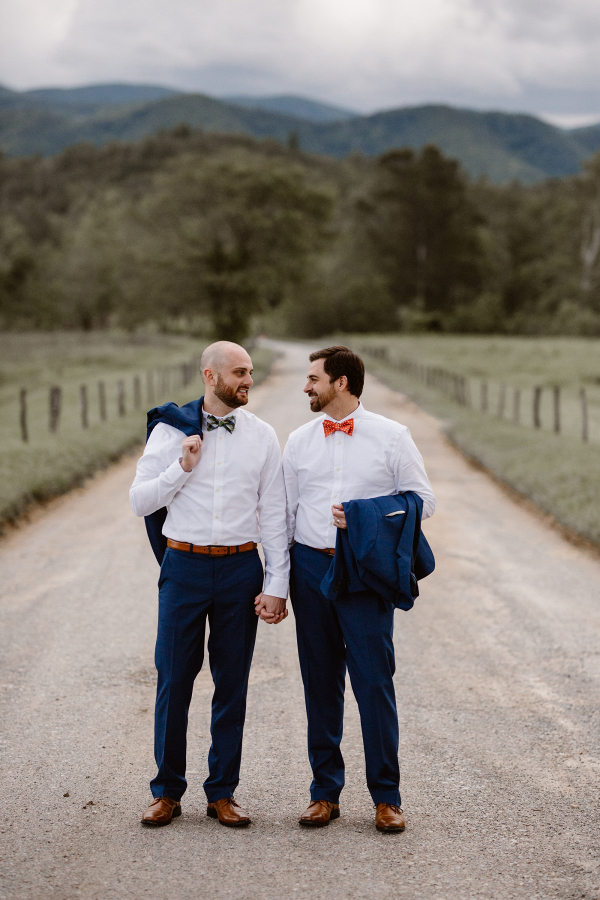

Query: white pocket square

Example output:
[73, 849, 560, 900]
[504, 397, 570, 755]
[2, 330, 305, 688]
[385, 510, 406, 517]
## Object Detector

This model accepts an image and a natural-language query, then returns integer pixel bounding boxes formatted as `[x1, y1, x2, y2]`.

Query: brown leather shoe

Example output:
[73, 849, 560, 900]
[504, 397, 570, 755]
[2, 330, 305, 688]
[141, 796, 181, 826]
[206, 797, 251, 827]
[299, 800, 340, 827]
[375, 803, 405, 832]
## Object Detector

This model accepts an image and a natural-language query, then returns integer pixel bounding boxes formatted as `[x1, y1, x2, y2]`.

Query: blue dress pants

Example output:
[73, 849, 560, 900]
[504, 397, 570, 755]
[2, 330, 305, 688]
[290, 542, 401, 807]
[151, 546, 264, 802]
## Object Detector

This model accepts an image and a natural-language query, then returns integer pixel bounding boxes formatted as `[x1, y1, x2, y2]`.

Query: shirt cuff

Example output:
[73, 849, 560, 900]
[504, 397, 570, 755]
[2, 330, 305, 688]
[164, 457, 193, 486]
[263, 575, 289, 600]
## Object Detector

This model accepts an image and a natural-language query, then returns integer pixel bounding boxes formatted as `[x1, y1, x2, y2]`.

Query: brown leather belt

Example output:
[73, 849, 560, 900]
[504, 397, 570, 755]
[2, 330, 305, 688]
[166, 538, 257, 556]
[318, 548, 336, 557]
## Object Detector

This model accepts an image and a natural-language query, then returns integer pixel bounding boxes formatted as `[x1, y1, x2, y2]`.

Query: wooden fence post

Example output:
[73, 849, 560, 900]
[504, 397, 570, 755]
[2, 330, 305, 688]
[49, 386, 61, 433]
[580, 388, 589, 442]
[462, 377, 470, 407]
[80, 385, 88, 429]
[513, 388, 521, 424]
[146, 371, 155, 405]
[498, 383, 506, 418]
[453, 375, 459, 403]
[117, 380, 126, 416]
[533, 386, 542, 428]
[19, 388, 28, 443]
[133, 375, 141, 409]
[553, 386, 560, 434]
[98, 381, 107, 421]
[481, 381, 488, 413]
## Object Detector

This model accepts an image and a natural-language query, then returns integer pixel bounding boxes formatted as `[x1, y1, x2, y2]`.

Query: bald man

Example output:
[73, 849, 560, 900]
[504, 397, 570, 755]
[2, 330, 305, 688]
[130, 342, 289, 827]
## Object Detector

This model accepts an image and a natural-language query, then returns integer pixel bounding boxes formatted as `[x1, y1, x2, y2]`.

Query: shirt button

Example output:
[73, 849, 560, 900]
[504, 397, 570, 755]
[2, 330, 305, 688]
[216, 488, 220, 492]
[215, 515, 219, 519]
[333, 494, 337, 498]
[337, 440, 341, 445]
[217, 462, 222, 466]
[336, 467, 340, 471]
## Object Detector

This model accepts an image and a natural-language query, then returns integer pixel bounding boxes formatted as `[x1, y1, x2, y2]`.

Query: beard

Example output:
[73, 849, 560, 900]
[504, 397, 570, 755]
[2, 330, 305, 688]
[308, 383, 336, 412]
[214, 375, 249, 408]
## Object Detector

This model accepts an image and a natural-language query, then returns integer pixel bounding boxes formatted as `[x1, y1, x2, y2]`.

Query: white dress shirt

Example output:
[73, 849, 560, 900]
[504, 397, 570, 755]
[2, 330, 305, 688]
[130, 408, 289, 598]
[282, 402, 436, 550]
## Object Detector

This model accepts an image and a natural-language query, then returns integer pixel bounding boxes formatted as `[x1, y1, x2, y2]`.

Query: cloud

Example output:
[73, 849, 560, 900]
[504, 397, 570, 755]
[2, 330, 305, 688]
[1, 0, 600, 115]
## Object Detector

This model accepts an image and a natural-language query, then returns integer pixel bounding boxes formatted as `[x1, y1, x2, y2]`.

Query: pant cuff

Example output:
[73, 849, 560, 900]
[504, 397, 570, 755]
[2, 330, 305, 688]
[204, 789, 235, 803]
[151, 788, 184, 801]
[311, 789, 341, 804]
[370, 789, 401, 806]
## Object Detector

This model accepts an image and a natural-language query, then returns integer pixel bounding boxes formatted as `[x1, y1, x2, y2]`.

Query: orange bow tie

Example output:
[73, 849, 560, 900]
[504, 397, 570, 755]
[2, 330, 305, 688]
[323, 418, 354, 437]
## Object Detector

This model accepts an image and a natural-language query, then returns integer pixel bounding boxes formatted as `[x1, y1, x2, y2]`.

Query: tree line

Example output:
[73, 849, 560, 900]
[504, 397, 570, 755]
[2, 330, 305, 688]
[1, 125, 599, 340]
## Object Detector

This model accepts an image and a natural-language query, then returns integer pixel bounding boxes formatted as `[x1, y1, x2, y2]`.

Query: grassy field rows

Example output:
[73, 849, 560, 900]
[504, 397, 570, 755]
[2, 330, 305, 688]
[0, 333, 275, 526]
[347, 335, 600, 547]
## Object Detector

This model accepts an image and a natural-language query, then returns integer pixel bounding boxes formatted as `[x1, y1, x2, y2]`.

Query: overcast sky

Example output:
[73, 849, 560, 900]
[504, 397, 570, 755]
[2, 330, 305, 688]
[2, 0, 600, 124]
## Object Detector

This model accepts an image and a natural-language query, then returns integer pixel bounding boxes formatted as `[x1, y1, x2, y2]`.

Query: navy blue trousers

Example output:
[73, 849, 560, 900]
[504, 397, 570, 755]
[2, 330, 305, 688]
[151, 546, 263, 803]
[290, 543, 401, 807]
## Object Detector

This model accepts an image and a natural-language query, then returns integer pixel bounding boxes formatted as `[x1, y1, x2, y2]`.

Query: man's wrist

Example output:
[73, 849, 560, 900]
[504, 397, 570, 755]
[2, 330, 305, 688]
[179, 456, 193, 473]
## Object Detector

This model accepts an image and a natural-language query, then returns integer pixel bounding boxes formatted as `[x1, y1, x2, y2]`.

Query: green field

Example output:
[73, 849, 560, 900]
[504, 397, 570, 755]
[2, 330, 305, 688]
[0, 333, 275, 526]
[347, 335, 600, 546]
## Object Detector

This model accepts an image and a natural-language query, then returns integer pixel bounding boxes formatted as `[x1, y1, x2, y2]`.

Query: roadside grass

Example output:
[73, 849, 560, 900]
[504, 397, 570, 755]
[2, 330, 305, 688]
[346, 334, 600, 388]
[0, 333, 276, 526]
[346, 335, 600, 547]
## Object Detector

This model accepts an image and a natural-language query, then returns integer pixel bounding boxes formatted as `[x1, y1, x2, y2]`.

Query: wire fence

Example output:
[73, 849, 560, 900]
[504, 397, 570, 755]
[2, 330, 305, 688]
[6, 355, 202, 445]
[359, 343, 599, 445]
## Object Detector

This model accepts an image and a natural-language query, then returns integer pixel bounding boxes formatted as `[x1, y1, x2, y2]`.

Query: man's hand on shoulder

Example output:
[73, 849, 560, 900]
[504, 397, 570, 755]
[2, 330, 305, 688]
[254, 592, 288, 625]
[180, 435, 202, 472]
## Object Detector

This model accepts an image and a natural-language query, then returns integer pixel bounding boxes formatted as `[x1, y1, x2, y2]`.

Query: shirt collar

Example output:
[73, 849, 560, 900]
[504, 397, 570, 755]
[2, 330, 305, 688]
[323, 401, 364, 425]
[202, 408, 239, 423]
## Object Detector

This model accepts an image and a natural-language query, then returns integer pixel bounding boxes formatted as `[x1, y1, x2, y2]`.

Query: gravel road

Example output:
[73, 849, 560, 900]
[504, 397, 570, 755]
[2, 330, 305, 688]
[1, 341, 599, 900]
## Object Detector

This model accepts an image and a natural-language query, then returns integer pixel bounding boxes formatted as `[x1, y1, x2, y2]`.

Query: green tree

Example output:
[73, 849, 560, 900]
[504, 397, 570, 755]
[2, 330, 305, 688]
[140, 151, 333, 342]
[360, 145, 484, 325]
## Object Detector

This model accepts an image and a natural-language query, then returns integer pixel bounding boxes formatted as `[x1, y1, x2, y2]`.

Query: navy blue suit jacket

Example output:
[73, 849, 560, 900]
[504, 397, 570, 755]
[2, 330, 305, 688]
[143, 396, 204, 564]
[320, 491, 435, 611]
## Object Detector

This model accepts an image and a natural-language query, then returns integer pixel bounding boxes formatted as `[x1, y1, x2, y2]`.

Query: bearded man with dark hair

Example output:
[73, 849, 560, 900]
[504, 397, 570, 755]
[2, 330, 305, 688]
[283, 345, 436, 833]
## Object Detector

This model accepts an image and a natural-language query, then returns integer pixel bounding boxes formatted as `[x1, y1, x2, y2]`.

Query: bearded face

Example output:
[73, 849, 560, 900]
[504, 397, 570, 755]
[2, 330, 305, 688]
[213, 373, 249, 408]
[307, 379, 337, 413]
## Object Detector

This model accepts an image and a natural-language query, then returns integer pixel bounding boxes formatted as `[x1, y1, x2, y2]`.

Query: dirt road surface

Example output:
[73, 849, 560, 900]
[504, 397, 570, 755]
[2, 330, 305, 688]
[1, 342, 599, 900]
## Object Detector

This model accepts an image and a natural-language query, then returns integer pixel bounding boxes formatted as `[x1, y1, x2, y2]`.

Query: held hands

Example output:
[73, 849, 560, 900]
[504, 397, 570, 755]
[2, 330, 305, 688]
[180, 435, 202, 472]
[254, 592, 288, 625]
[332, 503, 347, 529]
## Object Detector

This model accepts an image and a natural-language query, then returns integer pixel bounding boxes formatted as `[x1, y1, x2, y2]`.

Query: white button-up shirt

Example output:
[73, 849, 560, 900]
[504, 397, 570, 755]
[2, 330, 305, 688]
[282, 402, 436, 550]
[130, 408, 289, 598]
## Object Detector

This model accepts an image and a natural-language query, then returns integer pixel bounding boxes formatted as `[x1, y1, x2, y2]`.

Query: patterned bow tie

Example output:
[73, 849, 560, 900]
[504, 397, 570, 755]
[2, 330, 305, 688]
[323, 418, 354, 437]
[206, 414, 236, 433]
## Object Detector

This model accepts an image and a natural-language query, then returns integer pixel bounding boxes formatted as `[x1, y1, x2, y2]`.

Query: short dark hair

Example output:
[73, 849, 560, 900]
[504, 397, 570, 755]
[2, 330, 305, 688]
[309, 346, 365, 398]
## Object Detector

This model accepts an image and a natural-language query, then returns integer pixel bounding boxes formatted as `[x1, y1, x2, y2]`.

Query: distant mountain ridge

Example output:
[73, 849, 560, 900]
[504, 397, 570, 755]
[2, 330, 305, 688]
[1, 82, 600, 183]
[24, 84, 179, 106]
[223, 94, 356, 122]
